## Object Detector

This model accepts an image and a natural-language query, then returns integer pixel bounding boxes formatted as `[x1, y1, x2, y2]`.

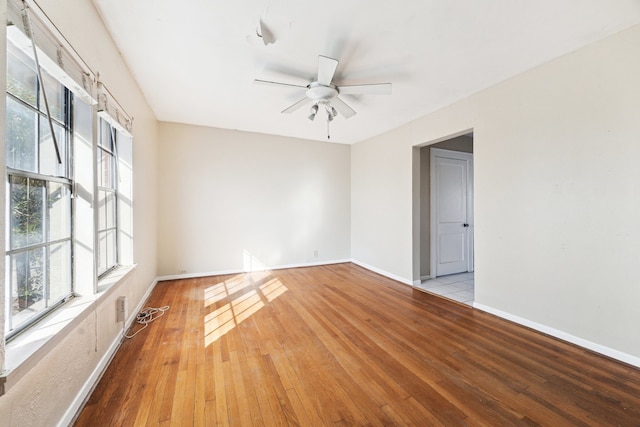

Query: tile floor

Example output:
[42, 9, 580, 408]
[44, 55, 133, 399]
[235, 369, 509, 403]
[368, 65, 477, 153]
[414, 272, 474, 306]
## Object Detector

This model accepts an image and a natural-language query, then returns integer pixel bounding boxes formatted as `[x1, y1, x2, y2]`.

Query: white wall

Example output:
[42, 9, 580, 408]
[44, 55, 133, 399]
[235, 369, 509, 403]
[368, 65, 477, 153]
[157, 123, 350, 277]
[352, 24, 640, 362]
[0, 0, 159, 425]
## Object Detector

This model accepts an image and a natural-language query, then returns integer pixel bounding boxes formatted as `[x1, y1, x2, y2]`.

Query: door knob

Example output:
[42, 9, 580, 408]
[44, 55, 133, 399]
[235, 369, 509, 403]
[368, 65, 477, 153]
[463, 223, 469, 227]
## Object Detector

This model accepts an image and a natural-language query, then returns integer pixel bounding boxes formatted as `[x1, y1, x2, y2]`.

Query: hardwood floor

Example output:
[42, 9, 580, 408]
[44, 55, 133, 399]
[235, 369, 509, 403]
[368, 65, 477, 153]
[74, 263, 640, 426]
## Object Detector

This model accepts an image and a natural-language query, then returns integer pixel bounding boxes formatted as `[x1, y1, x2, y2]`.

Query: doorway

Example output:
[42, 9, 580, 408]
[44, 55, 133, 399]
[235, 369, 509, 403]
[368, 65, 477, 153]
[414, 133, 474, 289]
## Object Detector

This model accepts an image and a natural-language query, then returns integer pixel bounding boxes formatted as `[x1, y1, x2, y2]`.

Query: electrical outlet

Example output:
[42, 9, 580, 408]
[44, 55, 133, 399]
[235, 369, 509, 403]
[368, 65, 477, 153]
[117, 296, 127, 322]
[179, 269, 187, 274]
[313, 250, 319, 258]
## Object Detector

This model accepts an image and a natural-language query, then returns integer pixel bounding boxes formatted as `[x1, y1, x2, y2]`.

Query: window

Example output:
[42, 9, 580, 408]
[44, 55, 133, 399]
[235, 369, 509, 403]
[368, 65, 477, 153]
[3, 0, 133, 341]
[95, 81, 134, 284]
[97, 119, 118, 276]
[5, 39, 73, 336]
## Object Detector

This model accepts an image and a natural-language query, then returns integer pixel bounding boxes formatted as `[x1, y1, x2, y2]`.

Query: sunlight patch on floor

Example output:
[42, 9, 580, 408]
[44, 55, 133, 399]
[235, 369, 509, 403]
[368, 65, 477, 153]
[204, 271, 288, 347]
[260, 277, 288, 302]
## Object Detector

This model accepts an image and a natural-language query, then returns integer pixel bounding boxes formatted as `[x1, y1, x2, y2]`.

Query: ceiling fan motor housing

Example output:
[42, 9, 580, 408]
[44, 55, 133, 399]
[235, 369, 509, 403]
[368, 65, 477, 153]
[306, 82, 338, 102]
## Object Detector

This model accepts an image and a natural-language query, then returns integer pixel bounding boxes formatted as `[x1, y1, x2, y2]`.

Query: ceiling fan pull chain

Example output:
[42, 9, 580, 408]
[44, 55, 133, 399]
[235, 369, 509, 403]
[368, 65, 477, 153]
[327, 118, 331, 140]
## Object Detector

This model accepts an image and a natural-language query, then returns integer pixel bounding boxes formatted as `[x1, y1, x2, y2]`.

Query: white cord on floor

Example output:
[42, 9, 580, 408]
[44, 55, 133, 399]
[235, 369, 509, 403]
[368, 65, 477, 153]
[124, 306, 170, 339]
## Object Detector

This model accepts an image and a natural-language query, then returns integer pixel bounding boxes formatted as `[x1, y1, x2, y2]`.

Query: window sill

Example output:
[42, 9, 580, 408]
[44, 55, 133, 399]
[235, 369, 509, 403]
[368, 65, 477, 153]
[0, 265, 136, 396]
[97, 264, 133, 293]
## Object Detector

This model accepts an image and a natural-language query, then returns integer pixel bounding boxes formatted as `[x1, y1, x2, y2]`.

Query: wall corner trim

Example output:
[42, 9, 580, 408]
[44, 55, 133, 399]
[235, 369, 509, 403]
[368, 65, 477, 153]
[350, 259, 414, 286]
[473, 302, 640, 369]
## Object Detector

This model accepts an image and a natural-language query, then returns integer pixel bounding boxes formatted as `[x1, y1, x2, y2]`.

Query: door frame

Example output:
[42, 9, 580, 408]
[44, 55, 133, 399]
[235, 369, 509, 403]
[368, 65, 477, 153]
[430, 148, 474, 278]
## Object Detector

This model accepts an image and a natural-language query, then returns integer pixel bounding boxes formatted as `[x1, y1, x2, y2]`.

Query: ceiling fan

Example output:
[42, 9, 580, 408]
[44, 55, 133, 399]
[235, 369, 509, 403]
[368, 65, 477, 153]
[254, 55, 391, 138]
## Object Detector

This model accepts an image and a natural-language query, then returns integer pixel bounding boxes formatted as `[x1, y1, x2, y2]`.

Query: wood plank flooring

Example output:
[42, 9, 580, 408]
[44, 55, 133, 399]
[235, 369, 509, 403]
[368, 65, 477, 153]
[74, 263, 640, 426]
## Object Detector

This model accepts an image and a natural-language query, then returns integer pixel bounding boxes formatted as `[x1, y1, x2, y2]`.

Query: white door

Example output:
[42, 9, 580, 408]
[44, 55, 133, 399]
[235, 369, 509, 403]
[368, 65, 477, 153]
[431, 149, 473, 277]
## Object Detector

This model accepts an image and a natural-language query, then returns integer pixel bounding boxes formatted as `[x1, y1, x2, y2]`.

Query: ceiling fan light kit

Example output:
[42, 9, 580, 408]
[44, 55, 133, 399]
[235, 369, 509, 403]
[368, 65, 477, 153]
[308, 104, 319, 121]
[254, 55, 391, 139]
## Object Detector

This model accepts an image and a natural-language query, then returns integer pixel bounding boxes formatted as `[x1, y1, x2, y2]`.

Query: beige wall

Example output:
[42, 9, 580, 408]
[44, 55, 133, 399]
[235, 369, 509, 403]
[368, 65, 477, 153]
[352, 99, 474, 283]
[353, 24, 640, 362]
[157, 123, 351, 276]
[0, 0, 159, 425]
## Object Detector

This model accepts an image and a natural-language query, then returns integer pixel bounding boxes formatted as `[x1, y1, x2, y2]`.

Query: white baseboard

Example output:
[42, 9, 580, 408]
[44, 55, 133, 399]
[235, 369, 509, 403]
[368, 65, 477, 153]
[156, 259, 352, 282]
[157, 269, 243, 282]
[350, 259, 414, 286]
[124, 278, 160, 329]
[473, 302, 640, 369]
[270, 258, 351, 270]
[58, 322, 123, 427]
[60, 278, 160, 427]
[159, 259, 414, 287]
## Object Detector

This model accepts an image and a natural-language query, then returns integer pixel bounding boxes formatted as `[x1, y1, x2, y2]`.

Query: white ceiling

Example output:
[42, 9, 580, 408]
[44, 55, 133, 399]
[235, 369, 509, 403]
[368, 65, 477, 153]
[93, 0, 640, 144]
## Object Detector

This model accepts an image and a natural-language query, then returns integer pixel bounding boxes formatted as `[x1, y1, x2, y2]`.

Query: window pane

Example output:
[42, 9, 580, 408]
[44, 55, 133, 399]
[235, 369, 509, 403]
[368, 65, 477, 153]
[98, 230, 107, 275]
[97, 230, 117, 276]
[98, 190, 117, 230]
[106, 191, 116, 229]
[98, 148, 115, 189]
[98, 190, 107, 230]
[106, 229, 117, 271]
[39, 72, 65, 122]
[6, 96, 37, 172]
[99, 119, 114, 151]
[74, 96, 93, 145]
[6, 45, 37, 107]
[49, 182, 71, 241]
[10, 176, 45, 249]
[97, 149, 104, 187]
[39, 118, 67, 177]
[49, 241, 71, 303]
[10, 248, 45, 328]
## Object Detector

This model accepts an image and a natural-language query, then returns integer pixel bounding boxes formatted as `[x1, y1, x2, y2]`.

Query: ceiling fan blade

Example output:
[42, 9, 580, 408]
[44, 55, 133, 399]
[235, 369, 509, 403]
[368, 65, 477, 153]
[331, 96, 356, 119]
[317, 56, 339, 86]
[282, 97, 312, 114]
[338, 83, 392, 95]
[254, 79, 308, 89]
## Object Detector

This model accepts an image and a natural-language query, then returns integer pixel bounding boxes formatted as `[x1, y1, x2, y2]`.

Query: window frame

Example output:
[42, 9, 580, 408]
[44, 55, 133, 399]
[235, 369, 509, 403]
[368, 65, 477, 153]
[96, 117, 120, 278]
[2, 0, 136, 391]
[5, 39, 75, 339]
